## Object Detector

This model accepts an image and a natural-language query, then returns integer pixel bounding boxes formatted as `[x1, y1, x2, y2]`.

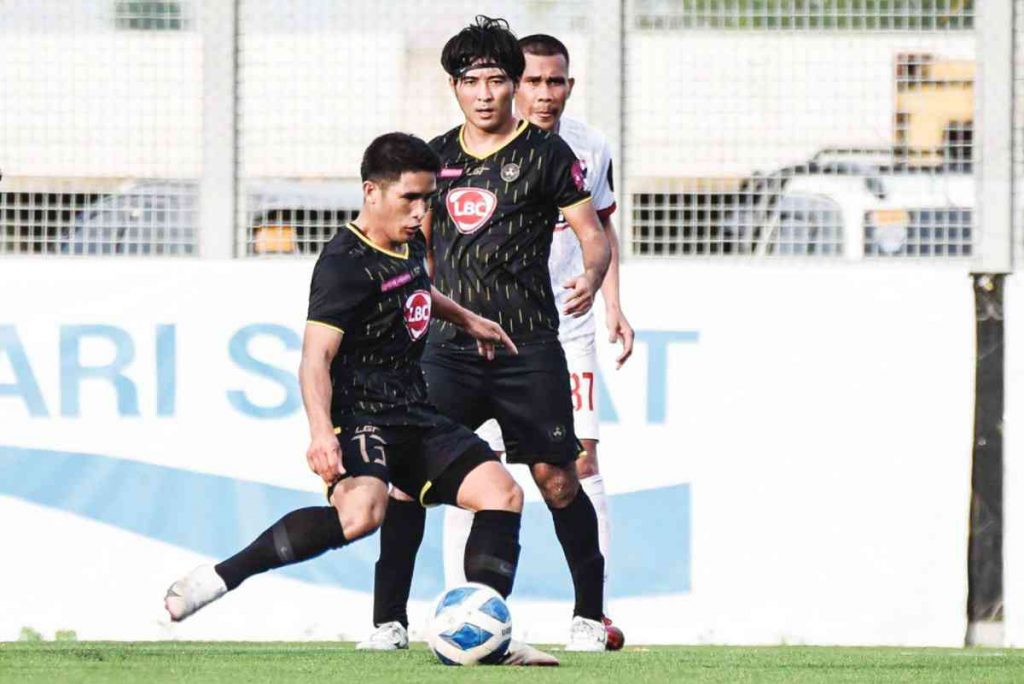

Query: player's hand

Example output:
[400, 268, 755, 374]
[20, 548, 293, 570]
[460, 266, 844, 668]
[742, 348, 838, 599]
[465, 314, 518, 360]
[606, 307, 635, 369]
[306, 431, 344, 485]
[563, 274, 597, 317]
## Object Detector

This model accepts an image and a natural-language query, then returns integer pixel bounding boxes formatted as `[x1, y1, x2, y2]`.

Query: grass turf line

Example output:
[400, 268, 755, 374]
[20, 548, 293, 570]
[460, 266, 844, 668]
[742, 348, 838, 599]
[2, 642, 1024, 683]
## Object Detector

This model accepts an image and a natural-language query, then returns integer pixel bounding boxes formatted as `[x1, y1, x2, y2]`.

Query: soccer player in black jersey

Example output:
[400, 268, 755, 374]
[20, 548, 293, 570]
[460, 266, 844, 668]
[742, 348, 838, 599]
[162, 132, 557, 664]
[363, 16, 613, 652]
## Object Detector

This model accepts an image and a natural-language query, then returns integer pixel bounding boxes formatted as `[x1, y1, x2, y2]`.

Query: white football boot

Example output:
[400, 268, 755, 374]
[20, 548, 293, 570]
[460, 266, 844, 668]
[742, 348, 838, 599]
[500, 639, 560, 666]
[163, 565, 227, 622]
[565, 616, 608, 652]
[355, 621, 409, 651]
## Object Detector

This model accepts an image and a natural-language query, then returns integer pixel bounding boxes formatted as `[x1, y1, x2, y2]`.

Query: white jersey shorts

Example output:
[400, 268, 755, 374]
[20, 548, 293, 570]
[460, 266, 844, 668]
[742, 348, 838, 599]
[476, 336, 600, 452]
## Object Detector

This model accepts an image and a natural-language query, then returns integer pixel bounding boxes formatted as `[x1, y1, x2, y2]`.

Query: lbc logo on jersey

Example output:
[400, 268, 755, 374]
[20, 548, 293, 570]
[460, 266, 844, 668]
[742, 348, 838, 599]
[446, 187, 497, 235]
[404, 290, 431, 341]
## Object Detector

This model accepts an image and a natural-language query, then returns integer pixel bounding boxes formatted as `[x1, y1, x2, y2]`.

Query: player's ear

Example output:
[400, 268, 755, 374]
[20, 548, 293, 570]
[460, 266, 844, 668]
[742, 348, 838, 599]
[362, 180, 378, 206]
[567, 76, 576, 98]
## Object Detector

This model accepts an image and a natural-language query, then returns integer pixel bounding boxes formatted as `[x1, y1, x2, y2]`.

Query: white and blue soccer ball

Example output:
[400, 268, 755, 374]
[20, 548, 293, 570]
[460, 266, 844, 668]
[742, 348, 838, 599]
[427, 583, 512, 666]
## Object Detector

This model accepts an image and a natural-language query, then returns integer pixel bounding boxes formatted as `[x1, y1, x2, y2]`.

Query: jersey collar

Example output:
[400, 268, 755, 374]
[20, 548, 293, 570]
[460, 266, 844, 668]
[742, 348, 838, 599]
[346, 223, 409, 260]
[458, 118, 529, 161]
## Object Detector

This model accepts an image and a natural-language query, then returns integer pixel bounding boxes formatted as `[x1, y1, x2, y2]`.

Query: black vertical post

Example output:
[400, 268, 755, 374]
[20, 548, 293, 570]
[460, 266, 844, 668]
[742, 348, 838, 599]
[967, 274, 1005, 634]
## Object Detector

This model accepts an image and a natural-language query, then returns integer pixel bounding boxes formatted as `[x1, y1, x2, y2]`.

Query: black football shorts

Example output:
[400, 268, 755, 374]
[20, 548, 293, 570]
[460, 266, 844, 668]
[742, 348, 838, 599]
[330, 408, 496, 506]
[421, 340, 579, 466]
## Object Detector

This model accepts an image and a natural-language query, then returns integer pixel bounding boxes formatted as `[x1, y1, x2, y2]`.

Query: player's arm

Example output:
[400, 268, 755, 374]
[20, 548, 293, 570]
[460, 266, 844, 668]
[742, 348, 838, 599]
[299, 323, 344, 484]
[600, 217, 634, 368]
[562, 200, 611, 318]
[303, 256, 365, 484]
[430, 286, 518, 359]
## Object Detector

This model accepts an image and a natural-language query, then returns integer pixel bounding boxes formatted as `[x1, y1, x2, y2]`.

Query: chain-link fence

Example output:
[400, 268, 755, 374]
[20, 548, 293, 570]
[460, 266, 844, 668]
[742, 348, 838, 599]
[625, 0, 977, 259]
[233, 0, 616, 256]
[0, 0, 1007, 264]
[0, 0, 201, 255]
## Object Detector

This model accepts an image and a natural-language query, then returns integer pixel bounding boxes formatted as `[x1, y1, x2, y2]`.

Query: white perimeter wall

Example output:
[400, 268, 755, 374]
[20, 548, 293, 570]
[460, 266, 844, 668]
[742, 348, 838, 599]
[0, 261, 974, 645]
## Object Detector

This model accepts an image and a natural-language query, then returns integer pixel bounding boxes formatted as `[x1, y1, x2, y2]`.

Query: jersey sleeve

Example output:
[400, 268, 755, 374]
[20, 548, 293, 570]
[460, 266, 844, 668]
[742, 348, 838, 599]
[306, 255, 370, 334]
[591, 141, 617, 219]
[544, 135, 591, 211]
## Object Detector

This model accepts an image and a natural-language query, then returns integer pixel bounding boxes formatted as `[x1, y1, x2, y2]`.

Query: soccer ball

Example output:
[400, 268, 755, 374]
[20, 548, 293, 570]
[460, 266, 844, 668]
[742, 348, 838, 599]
[427, 583, 512, 666]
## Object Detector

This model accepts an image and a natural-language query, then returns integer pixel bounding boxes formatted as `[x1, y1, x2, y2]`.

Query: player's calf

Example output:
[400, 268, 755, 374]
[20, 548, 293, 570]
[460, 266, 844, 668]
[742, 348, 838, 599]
[531, 460, 605, 623]
[448, 459, 524, 598]
[164, 505, 348, 622]
[164, 478, 386, 622]
[371, 494, 426, 629]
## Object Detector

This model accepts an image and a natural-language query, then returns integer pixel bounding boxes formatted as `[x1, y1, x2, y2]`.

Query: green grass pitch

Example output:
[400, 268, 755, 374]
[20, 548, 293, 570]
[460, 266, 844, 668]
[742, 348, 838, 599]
[3, 642, 1024, 683]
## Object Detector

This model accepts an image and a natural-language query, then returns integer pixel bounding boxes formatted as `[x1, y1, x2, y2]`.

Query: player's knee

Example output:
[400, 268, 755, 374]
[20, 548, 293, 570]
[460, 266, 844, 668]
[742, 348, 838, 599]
[471, 481, 520, 511]
[339, 508, 383, 540]
[475, 477, 523, 513]
[337, 497, 386, 540]
[534, 464, 580, 509]
[501, 480, 524, 512]
[457, 464, 523, 513]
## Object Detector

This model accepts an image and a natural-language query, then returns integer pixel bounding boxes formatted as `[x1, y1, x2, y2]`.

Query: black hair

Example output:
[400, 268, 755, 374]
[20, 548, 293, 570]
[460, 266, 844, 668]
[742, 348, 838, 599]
[441, 15, 524, 81]
[518, 33, 570, 70]
[360, 132, 441, 185]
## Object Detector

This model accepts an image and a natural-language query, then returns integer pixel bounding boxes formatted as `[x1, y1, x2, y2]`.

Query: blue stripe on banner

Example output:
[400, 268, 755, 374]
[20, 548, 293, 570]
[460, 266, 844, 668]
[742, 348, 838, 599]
[0, 446, 690, 599]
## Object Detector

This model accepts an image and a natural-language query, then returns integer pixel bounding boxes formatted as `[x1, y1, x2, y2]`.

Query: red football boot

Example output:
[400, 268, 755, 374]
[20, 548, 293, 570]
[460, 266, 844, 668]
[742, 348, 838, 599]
[603, 615, 625, 651]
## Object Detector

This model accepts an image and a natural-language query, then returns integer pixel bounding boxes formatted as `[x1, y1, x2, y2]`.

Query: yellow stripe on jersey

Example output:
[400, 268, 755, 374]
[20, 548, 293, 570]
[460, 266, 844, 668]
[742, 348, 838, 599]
[559, 196, 593, 212]
[307, 320, 345, 335]
[345, 223, 409, 260]
[458, 118, 529, 161]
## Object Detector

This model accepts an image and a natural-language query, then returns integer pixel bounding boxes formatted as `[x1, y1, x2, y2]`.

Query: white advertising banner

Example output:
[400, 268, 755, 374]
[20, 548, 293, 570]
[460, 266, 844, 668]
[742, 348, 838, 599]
[0, 260, 973, 645]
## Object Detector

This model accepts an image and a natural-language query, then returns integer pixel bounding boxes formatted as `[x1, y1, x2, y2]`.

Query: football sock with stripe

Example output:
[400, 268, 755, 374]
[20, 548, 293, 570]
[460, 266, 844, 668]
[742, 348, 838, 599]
[214, 506, 347, 591]
[464, 510, 522, 598]
[550, 488, 605, 621]
[372, 497, 426, 628]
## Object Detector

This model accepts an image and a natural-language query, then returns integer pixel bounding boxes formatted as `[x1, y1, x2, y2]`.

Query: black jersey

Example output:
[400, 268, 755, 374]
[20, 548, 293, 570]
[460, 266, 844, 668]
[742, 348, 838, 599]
[428, 120, 591, 345]
[307, 223, 434, 424]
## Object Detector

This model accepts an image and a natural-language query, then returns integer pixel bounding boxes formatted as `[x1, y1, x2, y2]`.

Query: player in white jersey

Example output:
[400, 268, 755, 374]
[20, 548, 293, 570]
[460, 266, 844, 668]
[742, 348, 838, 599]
[439, 33, 634, 650]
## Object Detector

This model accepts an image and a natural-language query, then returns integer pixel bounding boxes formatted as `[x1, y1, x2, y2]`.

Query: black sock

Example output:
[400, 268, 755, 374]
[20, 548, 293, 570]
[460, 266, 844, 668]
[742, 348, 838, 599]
[215, 506, 347, 591]
[550, 490, 605, 620]
[464, 510, 521, 598]
[372, 498, 426, 627]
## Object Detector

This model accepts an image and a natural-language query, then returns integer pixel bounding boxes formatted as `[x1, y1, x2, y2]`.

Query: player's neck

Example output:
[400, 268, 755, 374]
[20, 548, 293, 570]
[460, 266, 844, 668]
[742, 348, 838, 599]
[351, 219, 401, 253]
[461, 116, 521, 157]
[535, 120, 560, 135]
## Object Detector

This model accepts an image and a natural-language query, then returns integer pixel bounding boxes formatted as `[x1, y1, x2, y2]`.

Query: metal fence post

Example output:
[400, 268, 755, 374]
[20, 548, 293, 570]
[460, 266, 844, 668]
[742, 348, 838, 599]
[199, 0, 238, 259]
[588, 0, 626, 257]
[976, 0, 1014, 273]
